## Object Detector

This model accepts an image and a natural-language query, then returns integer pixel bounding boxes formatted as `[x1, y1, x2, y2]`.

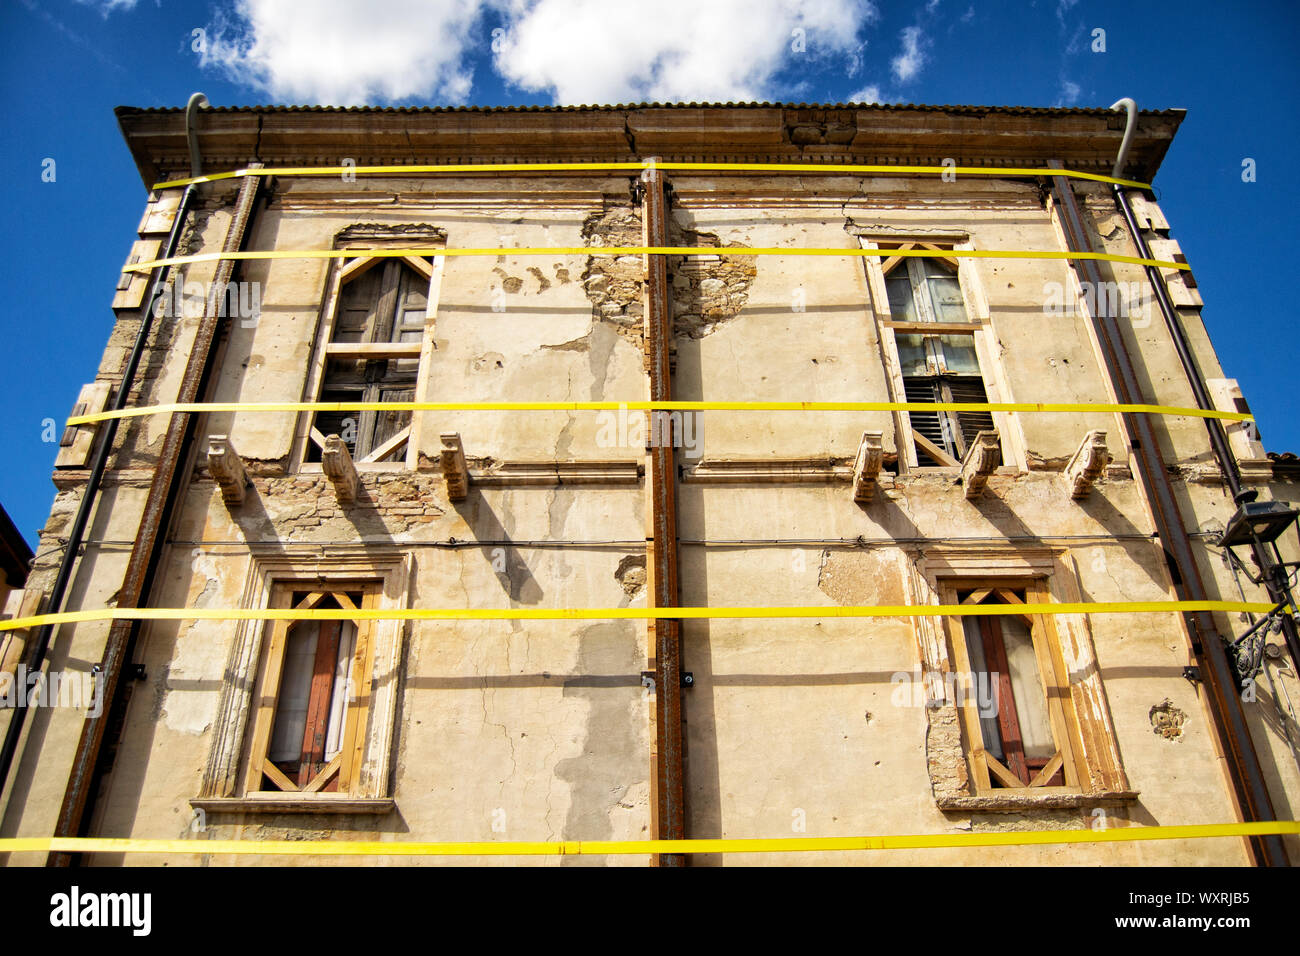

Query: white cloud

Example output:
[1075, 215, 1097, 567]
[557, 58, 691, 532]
[199, 0, 484, 105]
[493, 0, 877, 104]
[890, 25, 928, 83]
[197, 0, 878, 107]
[1054, 78, 1082, 107]
[848, 84, 883, 103]
[72, 0, 137, 14]
[73, 0, 138, 14]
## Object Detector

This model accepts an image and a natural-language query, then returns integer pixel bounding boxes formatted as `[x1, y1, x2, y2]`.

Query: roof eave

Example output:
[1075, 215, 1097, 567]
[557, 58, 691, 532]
[115, 101, 1185, 192]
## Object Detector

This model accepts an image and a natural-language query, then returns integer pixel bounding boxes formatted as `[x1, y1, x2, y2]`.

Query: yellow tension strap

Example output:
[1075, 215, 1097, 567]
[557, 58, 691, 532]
[121, 245, 1190, 275]
[152, 160, 1152, 192]
[64, 399, 1254, 428]
[0, 601, 1276, 634]
[3, 821, 1294, 857]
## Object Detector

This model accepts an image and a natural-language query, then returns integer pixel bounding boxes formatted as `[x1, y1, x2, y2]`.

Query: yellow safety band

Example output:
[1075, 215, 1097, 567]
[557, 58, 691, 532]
[121, 245, 1190, 274]
[3, 821, 1295, 857]
[0, 601, 1275, 634]
[64, 399, 1253, 428]
[152, 160, 1152, 192]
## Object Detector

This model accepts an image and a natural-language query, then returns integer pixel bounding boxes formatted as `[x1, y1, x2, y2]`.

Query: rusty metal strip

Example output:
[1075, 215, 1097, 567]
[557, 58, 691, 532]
[642, 167, 686, 867]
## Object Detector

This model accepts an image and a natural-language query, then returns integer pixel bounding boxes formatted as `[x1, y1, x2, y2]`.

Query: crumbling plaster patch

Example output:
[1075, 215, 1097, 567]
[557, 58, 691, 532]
[579, 199, 758, 347]
[1150, 699, 1187, 741]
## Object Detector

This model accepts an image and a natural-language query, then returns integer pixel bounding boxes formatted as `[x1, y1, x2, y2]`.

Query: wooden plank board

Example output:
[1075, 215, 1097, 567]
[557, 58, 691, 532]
[244, 619, 289, 793]
[985, 752, 1026, 789]
[358, 425, 410, 464]
[339, 255, 381, 282]
[261, 759, 299, 793]
[1, 589, 42, 678]
[340, 590, 379, 793]
[324, 342, 422, 359]
[879, 241, 918, 275]
[884, 320, 982, 333]
[940, 582, 992, 793]
[1034, 582, 1087, 790]
[1027, 588, 1077, 789]
[914, 431, 960, 467]
[295, 268, 346, 463]
[112, 238, 162, 310]
[401, 255, 434, 279]
[407, 254, 445, 469]
[1028, 751, 1065, 788]
[302, 754, 342, 794]
[55, 382, 112, 469]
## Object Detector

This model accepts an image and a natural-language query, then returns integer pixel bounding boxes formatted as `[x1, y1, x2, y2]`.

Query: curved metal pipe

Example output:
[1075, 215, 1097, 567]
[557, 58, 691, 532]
[1109, 97, 1137, 179]
[185, 92, 210, 179]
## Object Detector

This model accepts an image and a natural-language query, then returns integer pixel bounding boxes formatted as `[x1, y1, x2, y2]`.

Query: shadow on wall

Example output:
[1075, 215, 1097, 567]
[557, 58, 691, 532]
[451, 493, 543, 605]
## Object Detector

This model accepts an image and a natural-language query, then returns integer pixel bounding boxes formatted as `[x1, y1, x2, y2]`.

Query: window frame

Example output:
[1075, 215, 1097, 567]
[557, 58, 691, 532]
[941, 579, 1081, 795]
[859, 238, 1025, 472]
[905, 547, 1134, 811]
[243, 581, 381, 797]
[194, 549, 412, 814]
[293, 226, 446, 472]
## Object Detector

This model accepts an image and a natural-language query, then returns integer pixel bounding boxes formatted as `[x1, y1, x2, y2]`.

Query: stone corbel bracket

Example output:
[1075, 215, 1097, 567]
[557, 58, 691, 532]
[852, 430, 884, 502]
[322, 434, 358, 503]
[441, 433, 469, 501]
[207, 435, 249, 507]
[1062, 430, 1110, 499]
[961, 431, 1001, 499]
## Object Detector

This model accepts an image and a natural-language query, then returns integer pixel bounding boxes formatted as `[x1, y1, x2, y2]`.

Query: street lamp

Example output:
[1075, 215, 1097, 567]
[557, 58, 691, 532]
[1216, 490, 1300, 693]
[1218, 491, 1299, 548]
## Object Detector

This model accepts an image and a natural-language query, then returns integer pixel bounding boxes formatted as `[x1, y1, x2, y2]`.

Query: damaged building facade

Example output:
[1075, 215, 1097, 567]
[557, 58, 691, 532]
[2, 102, 1298, 866]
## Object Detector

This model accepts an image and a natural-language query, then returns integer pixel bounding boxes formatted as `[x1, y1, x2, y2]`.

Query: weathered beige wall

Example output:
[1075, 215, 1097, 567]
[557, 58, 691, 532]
[6, 166, 1300, 868]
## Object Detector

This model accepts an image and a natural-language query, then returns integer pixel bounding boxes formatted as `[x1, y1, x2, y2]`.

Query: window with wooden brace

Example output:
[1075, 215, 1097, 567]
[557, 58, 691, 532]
[882, 252, 999, 467]
[306, 257, 432, 464]
[908, 551, 1133, 809]
[196, 552, 409, 813]
[296, 224, 446, 470]
[244, 582, 381, 796]
[950, 585, 1071, 790]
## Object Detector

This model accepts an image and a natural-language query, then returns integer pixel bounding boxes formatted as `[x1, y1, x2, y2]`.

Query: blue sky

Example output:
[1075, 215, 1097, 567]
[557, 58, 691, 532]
[0, 0, 1296, 547]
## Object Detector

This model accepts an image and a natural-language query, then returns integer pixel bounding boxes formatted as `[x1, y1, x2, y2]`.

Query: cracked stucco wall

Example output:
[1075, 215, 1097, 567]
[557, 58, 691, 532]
[9, 170, 1300, 867]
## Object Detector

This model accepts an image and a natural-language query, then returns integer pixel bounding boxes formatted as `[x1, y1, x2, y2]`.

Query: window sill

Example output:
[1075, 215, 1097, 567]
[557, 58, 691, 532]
[191, 796, 396, 815]
[936, 789, 1139, 812]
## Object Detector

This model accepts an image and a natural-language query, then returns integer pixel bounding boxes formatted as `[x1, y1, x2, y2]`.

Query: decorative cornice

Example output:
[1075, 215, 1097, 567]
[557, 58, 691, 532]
[683, 458, 856, 484]
[335, 222, 448, 245]
[116, 103, 1184, 192]
[467, 460, 642, 486]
